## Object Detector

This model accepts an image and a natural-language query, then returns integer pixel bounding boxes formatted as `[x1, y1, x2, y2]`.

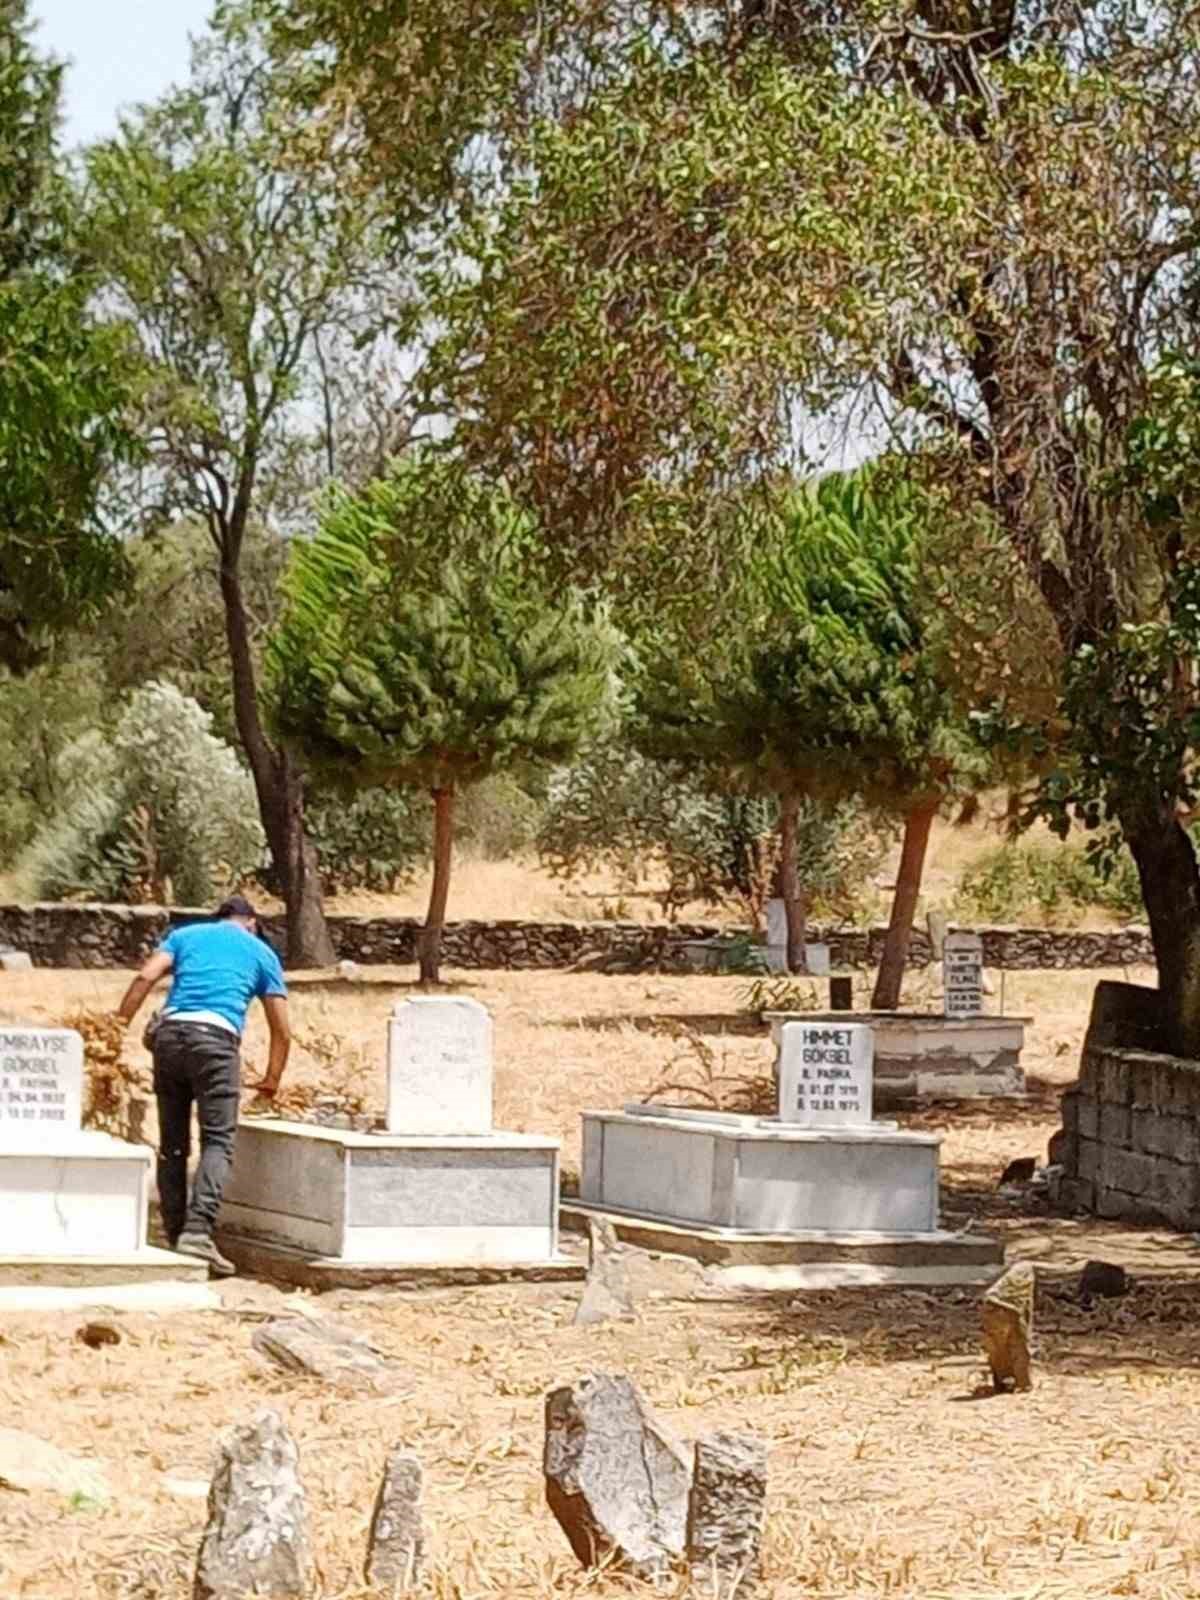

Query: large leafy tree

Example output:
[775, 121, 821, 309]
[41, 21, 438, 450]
[640, 466, 988, 1002]
[0, 0, 136, 673]
[83, 5, 402, 963]
[310, 0, 1200, 1048]
[269, 460, 619, 982]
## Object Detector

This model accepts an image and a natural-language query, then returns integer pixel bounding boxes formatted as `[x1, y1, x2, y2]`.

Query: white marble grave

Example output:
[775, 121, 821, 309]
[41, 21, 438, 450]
[221, 998, 567, 1277]
[0, 1026, 168, 1267]
[580, 1020, 945, 1236]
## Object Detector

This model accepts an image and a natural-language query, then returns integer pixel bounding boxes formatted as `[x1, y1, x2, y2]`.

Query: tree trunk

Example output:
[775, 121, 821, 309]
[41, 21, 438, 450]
[871, 801, 937, 1011]
[778, 792, 809, 973]
[219, 560, 334, 969]
[1122, 807, 1200, 1057]
[419, 786, 456, 985]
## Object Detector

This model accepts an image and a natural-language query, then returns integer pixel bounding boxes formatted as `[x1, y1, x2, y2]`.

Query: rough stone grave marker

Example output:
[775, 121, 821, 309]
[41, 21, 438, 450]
[386, 997, 492, 1136]
[944, 931, 984, 1018]
[0, 1027, 83, 1139]
[777, 1021, 873, 1127]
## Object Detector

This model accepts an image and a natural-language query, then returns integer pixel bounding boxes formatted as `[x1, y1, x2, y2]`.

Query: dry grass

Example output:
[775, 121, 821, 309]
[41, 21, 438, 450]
[2, 962, 1200, 1597]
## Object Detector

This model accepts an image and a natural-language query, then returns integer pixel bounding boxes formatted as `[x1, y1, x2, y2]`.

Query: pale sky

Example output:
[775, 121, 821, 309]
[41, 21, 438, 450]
[32, 0, 215, 145]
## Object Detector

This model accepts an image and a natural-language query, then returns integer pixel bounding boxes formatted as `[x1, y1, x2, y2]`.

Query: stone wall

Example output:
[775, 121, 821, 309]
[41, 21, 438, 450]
[0, 902, 1161, 973]
[1057, 981, 1200, 1228]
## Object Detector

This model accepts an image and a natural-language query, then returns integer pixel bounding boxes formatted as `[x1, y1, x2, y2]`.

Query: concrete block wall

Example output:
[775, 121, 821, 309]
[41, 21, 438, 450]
[1057, 982, 1200, 1227]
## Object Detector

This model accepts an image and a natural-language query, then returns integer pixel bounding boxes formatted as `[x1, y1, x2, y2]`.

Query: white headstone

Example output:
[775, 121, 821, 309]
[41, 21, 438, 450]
[766, 898, 787, 950]
[777, 1021, 873, 1127]
[0, 1027, 83, 1141]
[386, 998, 493, 1136]
[943, 931, 984, 1018]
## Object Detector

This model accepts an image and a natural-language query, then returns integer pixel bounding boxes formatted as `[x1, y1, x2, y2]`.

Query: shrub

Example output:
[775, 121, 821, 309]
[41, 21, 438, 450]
[19, 681, 264, 904]
[302, 787, 426, 895]
[956, 836, 1143, 923]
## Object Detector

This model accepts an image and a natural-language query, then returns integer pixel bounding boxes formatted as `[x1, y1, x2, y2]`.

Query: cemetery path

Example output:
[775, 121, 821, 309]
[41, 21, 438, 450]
[1, 963, 1198, 1598]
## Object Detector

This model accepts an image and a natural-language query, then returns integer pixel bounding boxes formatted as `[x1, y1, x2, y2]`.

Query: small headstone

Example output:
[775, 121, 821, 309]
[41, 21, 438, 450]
[686, 1432, 767, 1595]
[544, 1372, 693, 1579]
[981, 1262, 1035, 1393]
[194, 1410, 313, 1600]
[574, 1217, 637, 1327]
[1078, 1260, 1129, 1302]
[252, 1317, 392, 1391]
[365, 1447, 424, 1592]
[0, 951, 33, 972]
[387, 997, 492, 1135]
[0, 1027, 83, 1138]
[944, 931, 984, 1018]
[926, 911, 949, 959]
[777, 1022, 873, 1127]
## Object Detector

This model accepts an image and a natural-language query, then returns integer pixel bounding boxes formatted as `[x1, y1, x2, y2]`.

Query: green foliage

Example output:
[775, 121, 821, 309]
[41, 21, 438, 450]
[956, 839, 1143, 925]
[20, 682, 264, 904]
[537, 742, 886, 920]
[0, 0, 138, 668]
[270, 459, 619, 793]
[302, 788, 425, 895]
[0, 658, 107, 865]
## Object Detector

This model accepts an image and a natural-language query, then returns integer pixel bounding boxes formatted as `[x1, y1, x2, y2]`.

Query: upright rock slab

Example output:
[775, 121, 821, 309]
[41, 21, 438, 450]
[544, 1373, 693, 1579]
[687, 1432, 768, 1594]
[194, 1410, 312, 1600]
[365, 1447, 424, 1592]
[981, 1262, 1035, 1393]
[574, 1217, 636, 1327]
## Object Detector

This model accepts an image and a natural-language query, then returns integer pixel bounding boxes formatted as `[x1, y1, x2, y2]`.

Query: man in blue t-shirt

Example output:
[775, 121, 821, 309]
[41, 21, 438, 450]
[115, 895, 290, 1276]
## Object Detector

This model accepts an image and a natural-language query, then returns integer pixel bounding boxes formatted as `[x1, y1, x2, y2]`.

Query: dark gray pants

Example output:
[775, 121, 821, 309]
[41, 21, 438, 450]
[153, 1020, 240, 1241]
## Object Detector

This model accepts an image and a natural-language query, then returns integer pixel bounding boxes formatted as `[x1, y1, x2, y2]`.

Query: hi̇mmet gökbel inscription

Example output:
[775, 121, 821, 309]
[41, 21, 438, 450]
[0, 1028, 83, 1136]
[777, 1023, 874, 1128]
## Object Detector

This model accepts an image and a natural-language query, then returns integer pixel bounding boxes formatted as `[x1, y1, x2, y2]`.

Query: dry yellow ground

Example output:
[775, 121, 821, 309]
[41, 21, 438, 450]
[1, 963, 1198, 1600]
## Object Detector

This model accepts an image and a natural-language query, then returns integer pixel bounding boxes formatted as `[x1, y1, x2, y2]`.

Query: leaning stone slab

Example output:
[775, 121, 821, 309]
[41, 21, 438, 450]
[687, 1432, 768, 1594]
[365, 1447, 424, 1592]
[0, 1428, 109, 1500]
[194, 1409, 312, 1600]
[544, 1373, 693, 1579]
[252, 1317, 391, 1391]
[981, 1262, 1035, 1393]
[574, 1217, 637, 1327]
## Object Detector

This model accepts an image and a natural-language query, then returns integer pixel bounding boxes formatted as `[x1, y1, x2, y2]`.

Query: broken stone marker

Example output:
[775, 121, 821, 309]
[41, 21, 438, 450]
[981, 1262, 1035, 1393]
[194, 1409, 313, 1600]
[1079, 1259, 1129, 1303]
[544, 1372, 693, 1579]
[686, 1432, 768, 1595]
[997, 1157, 1037, 1187]
[252, 1317, 391, 1391]
[365, 1447, 424, 1592]
[574, 1217, 637, 1327]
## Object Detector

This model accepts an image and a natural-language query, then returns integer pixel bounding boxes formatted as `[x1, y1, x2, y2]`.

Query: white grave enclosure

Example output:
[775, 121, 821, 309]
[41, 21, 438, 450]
[222, 998, 563, 1268]
[0, 1027, 155, 1259]
[581, 1021, 943, 1235]
[943, 931, 985, 1018]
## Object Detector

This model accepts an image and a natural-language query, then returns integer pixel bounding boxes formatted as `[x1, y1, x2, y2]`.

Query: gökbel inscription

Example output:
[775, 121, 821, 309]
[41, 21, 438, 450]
[777, 1022, 874, 1128]
[0, 1028, 84, 1136]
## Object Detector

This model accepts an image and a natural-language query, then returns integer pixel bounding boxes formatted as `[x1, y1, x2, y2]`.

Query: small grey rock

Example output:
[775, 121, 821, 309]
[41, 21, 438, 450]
[252, 1317, 391, 1391]
[574, 1218, 636, 1327]
[365, 1447, 424, 1592]
[194, 1409, 312, 1600]
[0, 951, 33, 972]
[687, 1432, 768, 1594]
[544, 1372, 692, 1579]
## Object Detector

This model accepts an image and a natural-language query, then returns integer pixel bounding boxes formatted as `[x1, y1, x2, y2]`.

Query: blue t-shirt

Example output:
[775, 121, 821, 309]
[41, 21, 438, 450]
[160, 921, 287, 1036]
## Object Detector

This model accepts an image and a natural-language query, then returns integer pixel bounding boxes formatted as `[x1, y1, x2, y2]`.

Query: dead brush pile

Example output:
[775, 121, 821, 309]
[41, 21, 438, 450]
[63, 1006, 149, 1141]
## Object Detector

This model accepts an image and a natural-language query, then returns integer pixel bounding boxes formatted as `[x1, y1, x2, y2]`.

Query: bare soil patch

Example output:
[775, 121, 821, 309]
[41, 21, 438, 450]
[2, 964, 1199, 1598]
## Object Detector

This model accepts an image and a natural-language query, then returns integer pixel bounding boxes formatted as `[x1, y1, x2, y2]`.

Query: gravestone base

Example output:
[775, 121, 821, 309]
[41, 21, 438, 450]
[0, 1130, 207, 1284]
[766, 1012, 1028, 1105]
[219, 1120, 571, 1283]
[560, 1203, 1003, 1288]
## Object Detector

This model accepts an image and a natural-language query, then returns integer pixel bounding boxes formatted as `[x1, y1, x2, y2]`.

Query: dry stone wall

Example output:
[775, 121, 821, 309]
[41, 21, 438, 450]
[1058, 981, 1200, 1228]
[0, 902, 1160, 972]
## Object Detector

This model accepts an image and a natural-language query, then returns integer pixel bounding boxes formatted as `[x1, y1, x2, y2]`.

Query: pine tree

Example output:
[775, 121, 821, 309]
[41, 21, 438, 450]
[270, 459, 618, 981]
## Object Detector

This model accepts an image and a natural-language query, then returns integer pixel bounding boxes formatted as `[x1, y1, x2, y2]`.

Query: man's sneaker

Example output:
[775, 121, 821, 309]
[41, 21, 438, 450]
[175, 1231, 237, 1278]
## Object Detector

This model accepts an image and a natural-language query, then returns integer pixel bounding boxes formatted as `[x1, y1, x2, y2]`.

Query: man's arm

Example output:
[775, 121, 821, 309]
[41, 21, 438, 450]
[116, 950, 174, 1026]
[256, 995, 290, 1096]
